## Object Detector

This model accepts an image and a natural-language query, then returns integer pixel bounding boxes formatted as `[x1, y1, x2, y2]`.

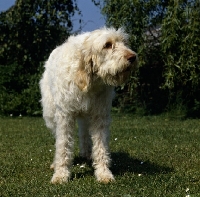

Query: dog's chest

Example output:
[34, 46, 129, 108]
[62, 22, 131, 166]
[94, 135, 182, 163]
[62, 83, 114, 114]
[76, 88, 114, 114]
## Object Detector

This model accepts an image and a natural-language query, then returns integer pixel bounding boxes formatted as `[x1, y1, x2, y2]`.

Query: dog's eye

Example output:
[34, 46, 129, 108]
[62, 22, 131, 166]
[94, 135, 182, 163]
[104, 42, 112, 49]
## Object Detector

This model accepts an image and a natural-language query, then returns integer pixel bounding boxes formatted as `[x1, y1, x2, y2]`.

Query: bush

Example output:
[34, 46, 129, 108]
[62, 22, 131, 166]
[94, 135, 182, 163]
[0, 63, 43, 116]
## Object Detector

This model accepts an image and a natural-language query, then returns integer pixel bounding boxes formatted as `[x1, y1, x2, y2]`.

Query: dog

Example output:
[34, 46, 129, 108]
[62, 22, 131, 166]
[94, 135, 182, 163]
[39, 27, 138, 183]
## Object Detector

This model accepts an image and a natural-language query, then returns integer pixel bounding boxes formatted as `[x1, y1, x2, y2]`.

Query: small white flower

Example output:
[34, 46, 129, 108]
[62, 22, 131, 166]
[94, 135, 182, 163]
[115, 138, 118, 141]
[186, 195, 190, 197]
[10, 114, 13, 117]
[19, 114, 22, 117]
[140, 161, 144, 164]
[80, 164, 85, 168]
[31, 158, 33, 161]
[138, 174, 142, 177]
[49, 149, 52, 152]
[186, 188, 190, 192]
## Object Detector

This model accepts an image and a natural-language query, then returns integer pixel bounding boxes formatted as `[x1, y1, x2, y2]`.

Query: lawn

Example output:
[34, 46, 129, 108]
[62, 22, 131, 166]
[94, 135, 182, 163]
[0, 114, 199, 197]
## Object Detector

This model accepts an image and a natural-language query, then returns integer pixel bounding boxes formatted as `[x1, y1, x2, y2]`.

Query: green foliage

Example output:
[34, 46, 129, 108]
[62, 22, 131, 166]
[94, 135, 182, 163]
[0, 115, 200, 196]
[1, 0, 200, 115]
[0, 63, 44, 115]
[93, 0, 169, 113]
[0, 0, 79, 115]
[93, 0, 200, 115]
[161, 0, 200, 109]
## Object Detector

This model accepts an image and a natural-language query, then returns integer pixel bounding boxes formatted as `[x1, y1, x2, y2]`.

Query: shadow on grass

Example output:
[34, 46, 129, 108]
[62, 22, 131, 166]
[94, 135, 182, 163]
[72, 156, 94, 179]
[72, 152, 173, 180]
[111, 152, 173, 176]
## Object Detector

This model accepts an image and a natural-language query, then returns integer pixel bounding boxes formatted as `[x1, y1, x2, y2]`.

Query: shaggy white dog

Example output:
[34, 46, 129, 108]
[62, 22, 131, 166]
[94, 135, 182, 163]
[40, 27, 138, 184]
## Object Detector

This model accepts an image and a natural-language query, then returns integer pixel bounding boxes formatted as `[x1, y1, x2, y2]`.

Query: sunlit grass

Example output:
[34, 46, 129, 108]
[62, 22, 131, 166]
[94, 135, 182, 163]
[0, 114, 199, 197]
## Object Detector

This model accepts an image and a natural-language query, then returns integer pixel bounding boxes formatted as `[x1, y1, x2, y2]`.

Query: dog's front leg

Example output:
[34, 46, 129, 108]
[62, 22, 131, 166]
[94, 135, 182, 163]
[51, 112, 75, 184]
[90, 115, 115, 183]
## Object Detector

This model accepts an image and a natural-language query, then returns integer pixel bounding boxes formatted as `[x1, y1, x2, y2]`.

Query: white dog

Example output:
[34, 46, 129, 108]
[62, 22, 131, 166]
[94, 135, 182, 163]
[40, 27, 138, 183]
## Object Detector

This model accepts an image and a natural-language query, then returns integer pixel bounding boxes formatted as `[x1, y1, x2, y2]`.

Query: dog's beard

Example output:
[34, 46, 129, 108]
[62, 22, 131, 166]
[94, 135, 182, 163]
[96, 61, 136, 86]
[103, 69, 131, 86]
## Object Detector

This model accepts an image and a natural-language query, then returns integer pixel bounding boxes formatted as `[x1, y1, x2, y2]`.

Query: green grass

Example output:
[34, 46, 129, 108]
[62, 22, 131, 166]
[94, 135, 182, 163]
[0, 114, 200, 197]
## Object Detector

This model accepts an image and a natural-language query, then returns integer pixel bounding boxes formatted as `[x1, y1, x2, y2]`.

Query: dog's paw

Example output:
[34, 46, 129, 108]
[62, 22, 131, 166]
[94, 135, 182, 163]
[98, 176, 115, 184]
[50, 169, 70, 184]
[95, 168, 115, 183]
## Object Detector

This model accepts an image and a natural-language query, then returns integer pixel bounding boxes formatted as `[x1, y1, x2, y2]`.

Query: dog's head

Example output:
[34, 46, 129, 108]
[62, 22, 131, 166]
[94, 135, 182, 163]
[75, 28, 138, 92]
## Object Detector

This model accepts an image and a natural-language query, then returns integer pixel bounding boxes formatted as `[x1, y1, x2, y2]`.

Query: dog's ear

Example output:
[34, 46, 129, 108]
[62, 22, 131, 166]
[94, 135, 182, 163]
[74, 55, 93, 92]
[74, 35, 96, 92]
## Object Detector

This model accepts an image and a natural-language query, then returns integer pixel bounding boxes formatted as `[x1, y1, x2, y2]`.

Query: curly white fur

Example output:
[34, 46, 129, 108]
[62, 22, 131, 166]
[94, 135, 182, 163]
[40, 27, 138, 183]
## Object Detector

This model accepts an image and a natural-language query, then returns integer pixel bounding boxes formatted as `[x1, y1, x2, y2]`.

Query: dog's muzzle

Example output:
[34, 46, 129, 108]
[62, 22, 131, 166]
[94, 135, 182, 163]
[121, 52, 137, 74]
[127, 53, 137, 64]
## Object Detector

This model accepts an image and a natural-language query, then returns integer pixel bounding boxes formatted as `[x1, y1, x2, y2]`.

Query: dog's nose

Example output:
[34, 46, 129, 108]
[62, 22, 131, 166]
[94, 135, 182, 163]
[127, 54, 136, 63]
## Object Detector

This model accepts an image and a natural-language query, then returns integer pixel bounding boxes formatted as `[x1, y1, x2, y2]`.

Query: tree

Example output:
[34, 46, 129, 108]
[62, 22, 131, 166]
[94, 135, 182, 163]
[0, 0, 79, 115]
[93, 0, 170, 113]
[93, 0, 200, 115]
[161, 0, 200, 115]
